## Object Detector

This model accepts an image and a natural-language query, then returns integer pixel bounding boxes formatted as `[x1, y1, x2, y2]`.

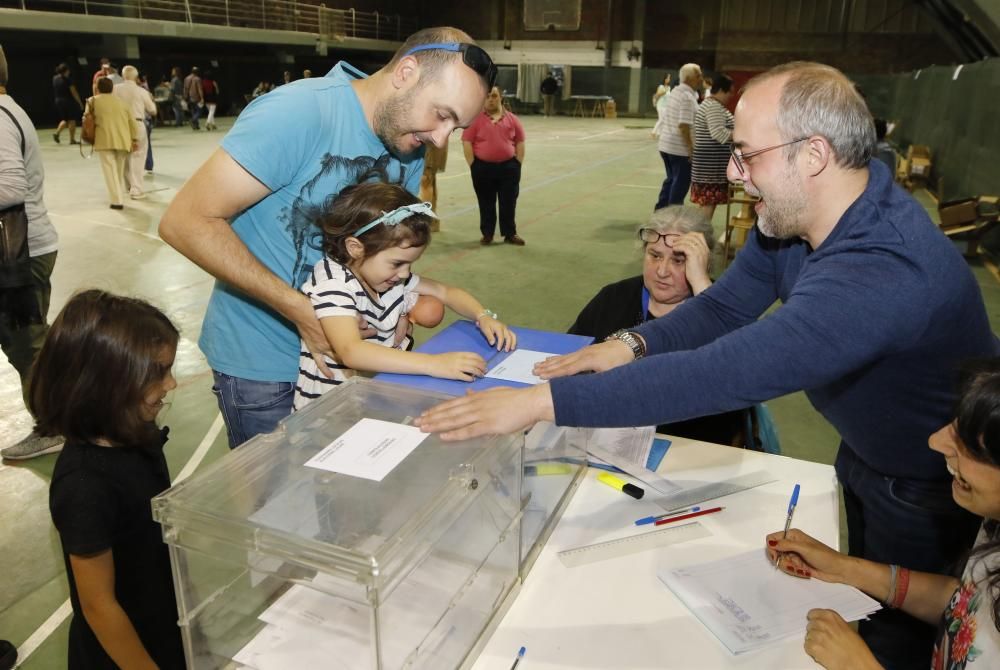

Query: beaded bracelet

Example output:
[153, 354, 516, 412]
[884, 564, 899, 607]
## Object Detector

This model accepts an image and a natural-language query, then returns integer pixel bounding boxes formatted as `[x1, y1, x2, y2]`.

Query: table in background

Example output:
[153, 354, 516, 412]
[468, 437, 840, 670]
[569, 95, 613, 118]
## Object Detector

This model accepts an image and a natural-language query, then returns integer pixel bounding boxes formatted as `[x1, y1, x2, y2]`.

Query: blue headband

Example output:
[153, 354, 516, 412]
[354, 201, 438, 236]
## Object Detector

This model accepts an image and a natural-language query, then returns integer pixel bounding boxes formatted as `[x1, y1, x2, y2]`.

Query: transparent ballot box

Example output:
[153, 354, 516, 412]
[153, 379, 538, 670]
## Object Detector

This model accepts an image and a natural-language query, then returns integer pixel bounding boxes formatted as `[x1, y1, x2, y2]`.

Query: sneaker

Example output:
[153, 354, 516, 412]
[52, 133, 60, 144]
[110, 204, 124, 210]
[503, 235, 526, 246]
[480, 235, 494, 245]
[2, 432, 64, 460]
[130, 190, 147, 200]
[0, 639, 16, 670]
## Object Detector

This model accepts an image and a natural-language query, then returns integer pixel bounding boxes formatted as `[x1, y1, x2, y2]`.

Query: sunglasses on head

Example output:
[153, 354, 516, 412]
[403, 42, 498, 90]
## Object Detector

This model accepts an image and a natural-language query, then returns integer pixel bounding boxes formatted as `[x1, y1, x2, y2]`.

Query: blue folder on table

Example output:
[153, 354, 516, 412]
[375, 320, 593, 396]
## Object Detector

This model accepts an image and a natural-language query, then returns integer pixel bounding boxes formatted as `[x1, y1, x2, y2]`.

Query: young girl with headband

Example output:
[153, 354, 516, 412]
[294, 182, 516, 409]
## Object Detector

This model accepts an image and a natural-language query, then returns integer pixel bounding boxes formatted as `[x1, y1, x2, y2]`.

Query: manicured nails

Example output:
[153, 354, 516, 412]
[767, 540, 778, 547]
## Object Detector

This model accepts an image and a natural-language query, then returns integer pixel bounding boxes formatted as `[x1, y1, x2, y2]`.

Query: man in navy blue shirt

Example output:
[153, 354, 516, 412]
[417, 61, 998, 669]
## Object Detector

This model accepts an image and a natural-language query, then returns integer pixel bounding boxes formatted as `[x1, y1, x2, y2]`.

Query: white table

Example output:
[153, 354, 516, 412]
[469, 437, 839, 669]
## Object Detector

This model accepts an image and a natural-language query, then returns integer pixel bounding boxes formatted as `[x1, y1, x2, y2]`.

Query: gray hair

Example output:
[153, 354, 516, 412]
[678, 63, 701, 84]
[641, 206, 715, 270]
[746, 61, 874, 169]
[121, 65, 138, 81]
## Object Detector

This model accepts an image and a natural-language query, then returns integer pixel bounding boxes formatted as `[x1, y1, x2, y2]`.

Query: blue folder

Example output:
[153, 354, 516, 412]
[375, 320, 593, 396]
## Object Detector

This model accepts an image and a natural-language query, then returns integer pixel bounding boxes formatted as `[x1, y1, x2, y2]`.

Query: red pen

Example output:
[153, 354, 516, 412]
[654, 506, 724, 525]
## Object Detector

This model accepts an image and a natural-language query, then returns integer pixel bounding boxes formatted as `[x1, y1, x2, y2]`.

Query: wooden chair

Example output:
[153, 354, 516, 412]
[722, 182, 758, 267]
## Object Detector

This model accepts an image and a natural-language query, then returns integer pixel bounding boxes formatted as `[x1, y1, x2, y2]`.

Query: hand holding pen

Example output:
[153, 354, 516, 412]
[775, 484, 800, 569]
[766, 527, 851, 583]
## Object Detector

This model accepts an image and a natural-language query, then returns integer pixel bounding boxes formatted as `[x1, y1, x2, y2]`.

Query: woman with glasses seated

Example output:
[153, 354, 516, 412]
[568, 206, 776, 450]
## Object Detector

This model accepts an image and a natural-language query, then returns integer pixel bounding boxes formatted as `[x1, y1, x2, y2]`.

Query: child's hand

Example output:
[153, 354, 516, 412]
[429, 352, 487, 381]
[477, 316, 517, 351]
[393, 315, 413, 348]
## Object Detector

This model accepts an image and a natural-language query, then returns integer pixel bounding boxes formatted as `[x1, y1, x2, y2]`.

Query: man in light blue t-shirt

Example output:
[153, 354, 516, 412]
[160, 26, 497, 448]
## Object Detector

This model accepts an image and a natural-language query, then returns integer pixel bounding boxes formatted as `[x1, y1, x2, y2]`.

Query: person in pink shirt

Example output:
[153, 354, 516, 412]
[461, 86, 526, 246]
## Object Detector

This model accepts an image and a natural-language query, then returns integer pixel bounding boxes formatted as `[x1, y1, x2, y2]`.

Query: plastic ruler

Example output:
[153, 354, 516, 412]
[557, 521, 711, 568]
[652, 470, 779, 512]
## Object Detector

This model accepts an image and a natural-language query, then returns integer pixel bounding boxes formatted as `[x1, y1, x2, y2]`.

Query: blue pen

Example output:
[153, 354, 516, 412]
[634, 506, 701, 526]
[510, 646, 526, 670]
[776, 483, 801, 567]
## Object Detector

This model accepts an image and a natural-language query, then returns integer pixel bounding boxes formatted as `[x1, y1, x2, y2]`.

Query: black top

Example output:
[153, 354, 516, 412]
[568, 275, 748, 446]
[540, 76, 559, 95]
[49, 429, 185, 670]
[52, 74, 71, 101]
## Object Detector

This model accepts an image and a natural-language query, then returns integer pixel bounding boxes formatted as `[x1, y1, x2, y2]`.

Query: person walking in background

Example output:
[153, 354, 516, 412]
[420, 135, 449, 232]
[0, 45, 62, 461]
[652, 73, 671, 108]
[655, 63, 702, 209]
[113, 65, 156, 200]
[169, 66, 184, 127]
[51, 63, 83, 145]
[201, 70, 219, 130]
[91, 77, 137, 210]
[90, 57, 111, 95]
[183, 66, 203, 130]
[690, 73, 734, 222]
[540, 71, 559, 117]
[462, 86, 526, 246]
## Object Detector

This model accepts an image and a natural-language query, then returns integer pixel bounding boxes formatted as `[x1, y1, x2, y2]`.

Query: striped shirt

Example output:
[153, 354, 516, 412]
[657, 82, 698, 157]
[691, 97, 734, 184]
[294, 257, 419, 410]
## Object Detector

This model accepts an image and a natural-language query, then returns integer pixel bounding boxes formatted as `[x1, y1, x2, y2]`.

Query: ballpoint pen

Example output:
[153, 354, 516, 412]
[510, 646, 526, 670]
[653, 506, 723, 525]
[776, 483, 801, 568]
[635, 507, 701, 526]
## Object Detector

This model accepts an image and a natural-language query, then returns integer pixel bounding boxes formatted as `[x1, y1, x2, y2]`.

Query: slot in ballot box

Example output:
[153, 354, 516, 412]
[377, 321, 594, 575]
[153, 379, 527, 670]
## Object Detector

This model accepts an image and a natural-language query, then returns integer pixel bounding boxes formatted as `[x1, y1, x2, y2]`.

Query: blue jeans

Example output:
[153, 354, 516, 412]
[655, 151, 692, 209]
[172, 98, 184, 126]
[211, 371, 294, 449]
[144, 119, 153, 171]
[835, 445, 980, 670]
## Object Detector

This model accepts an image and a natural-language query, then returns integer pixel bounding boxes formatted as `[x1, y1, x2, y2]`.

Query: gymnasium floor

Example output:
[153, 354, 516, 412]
[1, 113, 998, 667]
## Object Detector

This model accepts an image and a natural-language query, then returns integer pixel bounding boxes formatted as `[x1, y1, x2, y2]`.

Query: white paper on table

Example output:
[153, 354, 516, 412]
[588, 426, 656, 468]
[659, 549, 881, 655]
[484, 349, 554, 385]
[304, 418, 428, 481]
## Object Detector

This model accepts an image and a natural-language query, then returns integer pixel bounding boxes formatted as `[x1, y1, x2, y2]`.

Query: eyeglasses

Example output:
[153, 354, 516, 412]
[638, 229, 681, 246]
[404, 43, 498, 90]
[729, 137, 809, 176]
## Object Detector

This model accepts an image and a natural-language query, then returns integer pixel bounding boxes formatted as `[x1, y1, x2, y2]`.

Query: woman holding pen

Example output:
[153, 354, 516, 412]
[766, 359, 1000, 670]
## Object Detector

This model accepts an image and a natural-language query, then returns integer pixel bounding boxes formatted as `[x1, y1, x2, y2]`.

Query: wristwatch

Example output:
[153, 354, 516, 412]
[476, 309, 498, 323]
[606, 329, 646, 360]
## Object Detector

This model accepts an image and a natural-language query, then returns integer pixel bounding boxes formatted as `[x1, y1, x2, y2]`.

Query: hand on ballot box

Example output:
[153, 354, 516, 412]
[415, 384, 555, 440]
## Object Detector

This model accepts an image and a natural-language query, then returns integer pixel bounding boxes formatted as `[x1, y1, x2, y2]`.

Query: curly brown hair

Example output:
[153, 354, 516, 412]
[318, 182, 433, 264]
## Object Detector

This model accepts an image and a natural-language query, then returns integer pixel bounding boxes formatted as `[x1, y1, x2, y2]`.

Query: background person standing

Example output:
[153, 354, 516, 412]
[183, 66, 203, 130]
[51, 63, 83, 145]
[690, 73, 734, 221]
[0, 45, 62, 460]
[91, 77, 137, 210]
[462, 86, 526, 246]
[113, 65, 156, 200]
[540, 71, 559, 117]
[655, 62, 702, 209]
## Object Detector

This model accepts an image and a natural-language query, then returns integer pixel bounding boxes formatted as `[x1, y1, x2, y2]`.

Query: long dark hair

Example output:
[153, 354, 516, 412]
[29, 290, 179, 447]
[954, 358, 1000, 631]
[317, 182, 432, 265]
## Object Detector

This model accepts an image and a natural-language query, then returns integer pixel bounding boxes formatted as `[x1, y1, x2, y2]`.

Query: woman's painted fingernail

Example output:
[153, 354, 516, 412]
[767, 540, 777, 547]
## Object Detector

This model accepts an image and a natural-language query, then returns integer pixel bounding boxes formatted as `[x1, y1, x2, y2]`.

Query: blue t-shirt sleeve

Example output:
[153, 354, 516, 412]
[221, 85, 322, 192]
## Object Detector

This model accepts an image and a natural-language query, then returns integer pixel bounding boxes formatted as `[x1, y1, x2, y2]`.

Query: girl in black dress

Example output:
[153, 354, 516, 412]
[37, 290, 186, 669]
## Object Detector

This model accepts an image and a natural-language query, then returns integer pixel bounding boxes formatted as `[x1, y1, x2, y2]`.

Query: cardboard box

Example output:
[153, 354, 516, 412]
[907, 145, 932, 178]
[938, 199, 978, 228]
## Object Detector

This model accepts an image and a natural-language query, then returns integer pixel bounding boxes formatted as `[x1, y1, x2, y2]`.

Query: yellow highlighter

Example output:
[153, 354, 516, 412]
[597, 472, 645, 500]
